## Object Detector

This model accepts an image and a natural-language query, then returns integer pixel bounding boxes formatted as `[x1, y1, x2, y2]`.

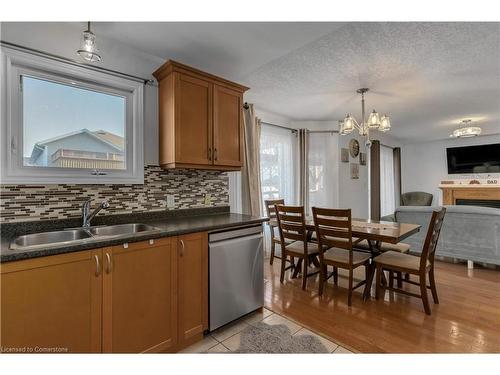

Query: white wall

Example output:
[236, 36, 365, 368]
[338, 132, 369, 217]
[1, 22, 165, 165]
[376, 131, 402, 148]
[401, 134, 500, 205]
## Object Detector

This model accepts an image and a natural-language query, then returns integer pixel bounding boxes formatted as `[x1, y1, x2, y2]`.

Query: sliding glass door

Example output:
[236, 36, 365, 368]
[259, 124, 297, 210]
[259, 128, 339, 212]
[259, 124, 297, 257]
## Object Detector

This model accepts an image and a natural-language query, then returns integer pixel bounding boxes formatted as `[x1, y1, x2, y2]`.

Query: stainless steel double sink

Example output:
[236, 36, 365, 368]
[10, 223, 160, 250]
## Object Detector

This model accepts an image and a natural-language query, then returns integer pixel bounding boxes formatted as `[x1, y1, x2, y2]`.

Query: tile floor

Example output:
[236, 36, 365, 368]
[180, 308, 355, 354]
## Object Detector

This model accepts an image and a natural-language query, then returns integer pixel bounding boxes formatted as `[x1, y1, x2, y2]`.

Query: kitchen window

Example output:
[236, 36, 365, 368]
[1, 47, 144, 184]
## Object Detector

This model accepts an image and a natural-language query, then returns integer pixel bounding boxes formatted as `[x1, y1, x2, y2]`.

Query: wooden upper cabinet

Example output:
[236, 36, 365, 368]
[102, 238, 177, 353]
[175, 73, 212, 166]
[153, 60, 249, 171]
[213, 85, 244, 167]
[1, 250, 102, 353]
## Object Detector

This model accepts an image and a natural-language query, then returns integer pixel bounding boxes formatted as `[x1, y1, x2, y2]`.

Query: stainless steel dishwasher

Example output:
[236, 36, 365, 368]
[209, 224, 264, 331]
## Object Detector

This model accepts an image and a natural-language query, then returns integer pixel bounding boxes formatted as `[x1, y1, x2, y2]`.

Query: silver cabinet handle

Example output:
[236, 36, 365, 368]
[180, 240, 185, 256]
[105, 253, 113, 274]
[94, 254, 100, 277]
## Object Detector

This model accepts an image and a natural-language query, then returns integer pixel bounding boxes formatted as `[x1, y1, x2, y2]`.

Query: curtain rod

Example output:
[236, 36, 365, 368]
[261, 121, 339, 134]
[261, 121, 297, 133]
[1, 40, 156, 86]
[309, 130, 339, 134]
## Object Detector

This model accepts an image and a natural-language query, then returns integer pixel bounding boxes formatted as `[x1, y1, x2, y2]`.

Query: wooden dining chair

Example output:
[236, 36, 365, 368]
[275, 204, 319, 290]
[354, 239, 411, 287]
[312, 207, 372, 306]
[355, 240, 411, 254]
[374, 208, 446, 315]
[264, 199, 285, 265]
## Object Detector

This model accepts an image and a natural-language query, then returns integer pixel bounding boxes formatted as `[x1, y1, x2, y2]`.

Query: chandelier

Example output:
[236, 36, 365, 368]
[450, 119, 481, 138]
[77, 22, 102, 62]
[339, 88, 391, 136]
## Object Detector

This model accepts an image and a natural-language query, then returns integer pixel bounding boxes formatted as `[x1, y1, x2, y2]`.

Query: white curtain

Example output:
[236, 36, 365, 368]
[308, 132, 339, 212]
[259, 123, 297, 257]
[259, 124, 297, 209]
[380, 145, 395, 216]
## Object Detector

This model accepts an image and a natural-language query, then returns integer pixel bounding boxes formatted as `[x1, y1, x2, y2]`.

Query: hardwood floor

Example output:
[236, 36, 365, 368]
[264, 259, 500, 353]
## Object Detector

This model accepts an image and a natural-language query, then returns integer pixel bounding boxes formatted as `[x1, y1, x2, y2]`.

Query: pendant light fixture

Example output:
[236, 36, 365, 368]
[339, 88, 392, 137]
[77, 22, 102, 62]
[450, 119, 482, 138]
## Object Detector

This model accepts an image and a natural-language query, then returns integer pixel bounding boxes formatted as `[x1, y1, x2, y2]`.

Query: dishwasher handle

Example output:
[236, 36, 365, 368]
[209, 225, 262, 243]
[209, 233, 263, 248]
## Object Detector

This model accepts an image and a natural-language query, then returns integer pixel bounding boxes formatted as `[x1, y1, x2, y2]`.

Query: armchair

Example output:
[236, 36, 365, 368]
[401, 191, 433, 206]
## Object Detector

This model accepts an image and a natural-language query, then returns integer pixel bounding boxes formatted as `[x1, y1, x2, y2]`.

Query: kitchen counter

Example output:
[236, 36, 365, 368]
[1, 208, 268, 263]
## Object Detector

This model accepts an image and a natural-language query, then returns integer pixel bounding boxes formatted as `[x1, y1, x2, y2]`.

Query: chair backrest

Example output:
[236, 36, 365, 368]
[420, 207, 446, 270]
[275, 204, 308, 253]
[312, 207, 353, 263]
[401, 191, 433, 206]
[264, 199, 285, 222]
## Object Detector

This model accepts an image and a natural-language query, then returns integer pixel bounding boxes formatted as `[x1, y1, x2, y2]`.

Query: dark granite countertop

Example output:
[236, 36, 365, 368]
[1, 207, 268, 263]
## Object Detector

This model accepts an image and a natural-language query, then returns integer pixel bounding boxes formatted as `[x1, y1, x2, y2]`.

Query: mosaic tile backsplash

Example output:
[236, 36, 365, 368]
[0, 166, 229, 223]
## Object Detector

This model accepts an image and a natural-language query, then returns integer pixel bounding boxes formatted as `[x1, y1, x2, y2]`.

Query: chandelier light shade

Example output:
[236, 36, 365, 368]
[342, 114, 354, 134]
[451, 120, 481, 138]
[338, 120, 344, 134]
[367, 110, 381, 128]
[379, 115, 391, 132]
[339, 88, 392, 137]
[77, 22, 102, 62]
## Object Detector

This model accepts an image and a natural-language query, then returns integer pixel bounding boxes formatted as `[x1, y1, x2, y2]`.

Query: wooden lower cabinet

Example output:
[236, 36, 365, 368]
[102, 237, 177, 353]
[177, 232, 209, 348]
[0, 233, 209, 353]
[0, 249, 102, 353]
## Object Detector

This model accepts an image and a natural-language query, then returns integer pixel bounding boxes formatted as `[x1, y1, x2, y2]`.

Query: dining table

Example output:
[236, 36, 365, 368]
[304, 217, 421, 254]
[303, 217, 421, 298]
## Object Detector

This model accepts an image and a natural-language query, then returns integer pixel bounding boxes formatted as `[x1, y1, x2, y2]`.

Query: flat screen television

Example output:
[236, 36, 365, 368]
[446, 143, 500, 174]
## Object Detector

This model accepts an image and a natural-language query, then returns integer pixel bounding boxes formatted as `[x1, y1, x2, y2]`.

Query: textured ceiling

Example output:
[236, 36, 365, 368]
[50, 22, 500, 143]
[91, 22, 343, 82]
[242, 22, 500, 143]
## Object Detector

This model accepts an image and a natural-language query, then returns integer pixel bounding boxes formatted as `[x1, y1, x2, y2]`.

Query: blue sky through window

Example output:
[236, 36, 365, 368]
[22, 76, 126, 157]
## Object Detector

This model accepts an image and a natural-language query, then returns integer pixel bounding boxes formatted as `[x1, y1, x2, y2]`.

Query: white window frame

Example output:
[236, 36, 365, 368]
[1, 47, 144, 184]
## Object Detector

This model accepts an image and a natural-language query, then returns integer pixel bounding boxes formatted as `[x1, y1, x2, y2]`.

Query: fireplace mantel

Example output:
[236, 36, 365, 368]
[439, 184, 500, 205]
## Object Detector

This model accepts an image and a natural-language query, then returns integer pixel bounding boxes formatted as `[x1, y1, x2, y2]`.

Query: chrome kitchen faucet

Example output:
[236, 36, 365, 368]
[82, 199, 110, 228]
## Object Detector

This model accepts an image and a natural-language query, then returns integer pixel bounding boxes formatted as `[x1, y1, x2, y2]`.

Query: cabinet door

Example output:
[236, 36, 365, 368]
[102, 238, 177, 353]
[177, 232, 208, 347]
[213, 85, 244, 167]
[1, 250, 102, 353]
[175, 73, 213, 166]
